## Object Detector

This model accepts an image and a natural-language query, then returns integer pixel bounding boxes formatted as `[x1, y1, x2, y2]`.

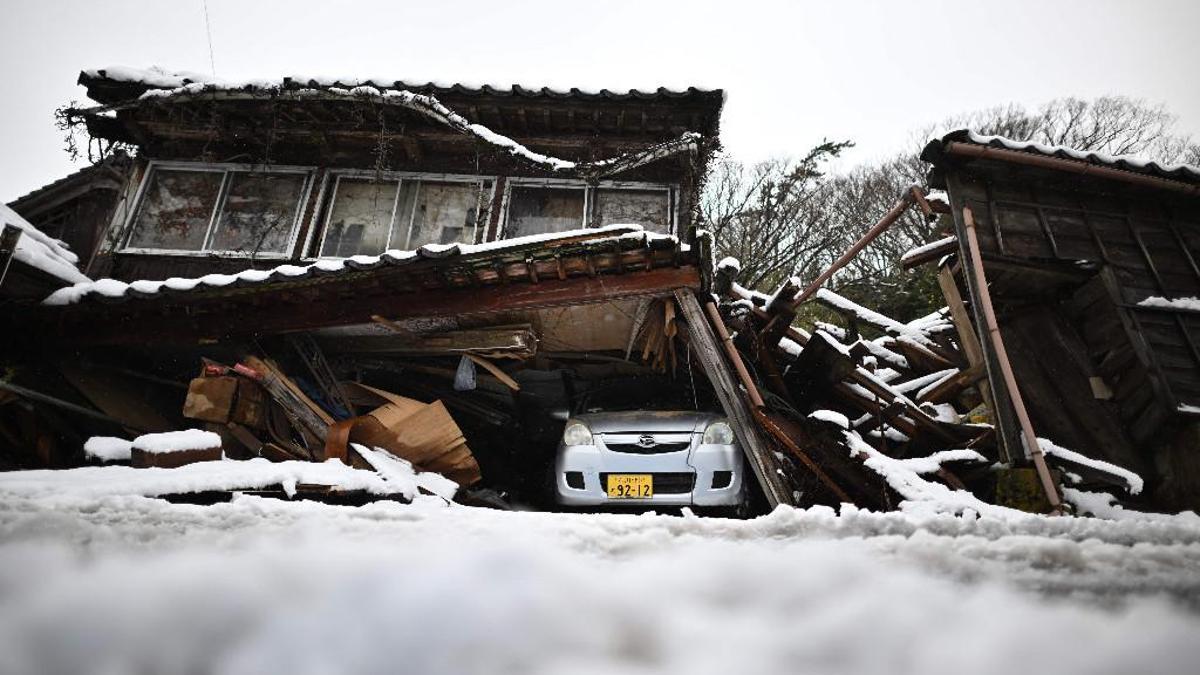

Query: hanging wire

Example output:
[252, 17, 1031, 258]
[202, 0, 217, 77]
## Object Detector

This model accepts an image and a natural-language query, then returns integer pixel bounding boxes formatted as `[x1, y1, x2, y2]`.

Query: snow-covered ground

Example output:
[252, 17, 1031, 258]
[1, 488, 1199, 675]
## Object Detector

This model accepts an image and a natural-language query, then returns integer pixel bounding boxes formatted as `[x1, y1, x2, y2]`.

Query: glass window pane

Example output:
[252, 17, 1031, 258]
[506, 186, 584, 238]
[593, 189, 670, 233]
[320, 178, 398, 257]
[127, 169, 223, 251]
[210, 172, 307, 254]
[405, 181, 481, 248]
[389, 180, 419, 250]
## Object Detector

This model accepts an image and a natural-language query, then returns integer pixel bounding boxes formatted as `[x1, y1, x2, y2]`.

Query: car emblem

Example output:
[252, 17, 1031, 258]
[637, 434, 656, 448]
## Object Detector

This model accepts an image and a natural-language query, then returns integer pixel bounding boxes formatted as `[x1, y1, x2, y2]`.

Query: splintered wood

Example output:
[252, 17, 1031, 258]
[639, 299, 678, 372]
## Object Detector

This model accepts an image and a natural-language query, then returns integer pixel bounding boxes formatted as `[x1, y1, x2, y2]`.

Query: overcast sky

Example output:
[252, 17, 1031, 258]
[1, 0, 1197, 202]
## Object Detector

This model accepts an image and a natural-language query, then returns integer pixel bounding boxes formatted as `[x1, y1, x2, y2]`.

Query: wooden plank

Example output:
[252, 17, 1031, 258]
[936, 265, 996, 414]
[464, 354, 520, 391]
[918, 363, 985, 404]
[674, 289, 792, 508]
[900, 236, 958, 270]
[239, 356, 332, 445]
[946, 174, 1024, 464]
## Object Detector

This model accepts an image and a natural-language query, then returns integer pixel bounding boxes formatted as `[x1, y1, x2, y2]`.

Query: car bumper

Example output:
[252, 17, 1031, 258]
[555, 441, 744, 507]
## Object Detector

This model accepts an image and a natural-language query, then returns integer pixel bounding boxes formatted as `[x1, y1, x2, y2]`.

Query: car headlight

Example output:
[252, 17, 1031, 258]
[562, 421, 593, 446]
[703, 420, 735, 445]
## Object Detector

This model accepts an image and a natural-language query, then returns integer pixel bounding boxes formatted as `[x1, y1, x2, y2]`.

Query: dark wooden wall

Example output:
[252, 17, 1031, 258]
[942, 158, 1200, 509]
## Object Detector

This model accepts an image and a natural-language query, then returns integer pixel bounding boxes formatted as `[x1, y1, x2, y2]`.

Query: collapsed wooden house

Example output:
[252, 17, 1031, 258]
[3, 66, 808, 507]
[2, 66, 1193, 516]
[914, 131, 1200, 512]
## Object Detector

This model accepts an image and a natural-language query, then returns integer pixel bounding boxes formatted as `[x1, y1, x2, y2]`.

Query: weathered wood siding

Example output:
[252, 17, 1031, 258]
[943, 159, 1200, 508]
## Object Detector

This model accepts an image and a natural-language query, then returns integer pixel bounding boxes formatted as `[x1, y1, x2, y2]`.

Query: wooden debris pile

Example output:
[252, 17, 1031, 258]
[47, 346, 498, 504]
[176, 353, 483, 488]
[708, 187, 1148, 514]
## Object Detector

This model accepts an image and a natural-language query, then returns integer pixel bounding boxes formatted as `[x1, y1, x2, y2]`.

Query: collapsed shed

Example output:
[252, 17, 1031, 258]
[914, 130, 1200, 511]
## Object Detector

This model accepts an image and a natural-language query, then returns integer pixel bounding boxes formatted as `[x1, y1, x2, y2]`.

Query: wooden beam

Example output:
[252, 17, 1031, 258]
[962, 206, 1062, 512]
[674, 289, 792, 508]
[465, 354, 520, 392]
[947, 175, 1025, 464]
[937, 265, 996, 413]
[754, 409, 852, 503]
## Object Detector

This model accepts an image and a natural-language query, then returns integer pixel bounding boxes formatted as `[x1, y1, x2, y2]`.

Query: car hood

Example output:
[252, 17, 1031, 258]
[574, 411, 719, 433]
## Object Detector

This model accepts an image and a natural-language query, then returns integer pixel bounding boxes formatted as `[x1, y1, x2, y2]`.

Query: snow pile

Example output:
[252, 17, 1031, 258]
[355, 445, 458, 501]
[44, 225, 671, 306]
[1039, 438, 1144, 495]
[0, 203, 89, 285]
[808, 409, 850, 429]
[1139, 296, 1200, 312]
[132, 429, 221, 454]
[0, 451, 455, 502]
[83, 436, 132, 462]
[716, 256, 741, 274]
[815, 287, 942, 349]
[0, 494, 1198, 674]
[835, 423, 1003, 518]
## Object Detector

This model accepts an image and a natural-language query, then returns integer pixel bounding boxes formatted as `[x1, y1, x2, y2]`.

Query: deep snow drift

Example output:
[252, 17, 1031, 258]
[1, 488, 1199, 675]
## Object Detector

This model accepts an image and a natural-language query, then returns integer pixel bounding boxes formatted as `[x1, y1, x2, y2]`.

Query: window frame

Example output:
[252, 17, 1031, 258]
[314, 169, 497, 259]
[121, 160, 316, 259]
[500, 178, 677, 239]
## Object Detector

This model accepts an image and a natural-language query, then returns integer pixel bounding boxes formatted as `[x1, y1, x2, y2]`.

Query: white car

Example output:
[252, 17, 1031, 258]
[554, 382, 746, 512]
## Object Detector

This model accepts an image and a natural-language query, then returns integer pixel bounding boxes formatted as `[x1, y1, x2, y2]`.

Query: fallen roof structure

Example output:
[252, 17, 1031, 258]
[0, 203, 90, 302]
[915, 129, 1200, 512]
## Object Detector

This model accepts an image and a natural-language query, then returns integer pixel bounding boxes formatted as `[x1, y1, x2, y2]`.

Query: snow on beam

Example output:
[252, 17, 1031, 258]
[814, 288, 938, 349]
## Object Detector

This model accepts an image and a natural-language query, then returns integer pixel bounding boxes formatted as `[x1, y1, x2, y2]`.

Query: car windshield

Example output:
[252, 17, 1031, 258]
[574, 378, 705, 414]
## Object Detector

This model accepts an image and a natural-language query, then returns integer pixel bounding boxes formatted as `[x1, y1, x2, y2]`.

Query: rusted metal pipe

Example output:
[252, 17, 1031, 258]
[788, 186, 923, 309]
[703, 300, 766, 408]
[944, 141, 1200, 197]
[961, 206, 1063, 514]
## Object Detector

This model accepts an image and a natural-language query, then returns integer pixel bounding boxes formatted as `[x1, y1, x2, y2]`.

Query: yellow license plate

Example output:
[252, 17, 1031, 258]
[607, 474, 653, 498]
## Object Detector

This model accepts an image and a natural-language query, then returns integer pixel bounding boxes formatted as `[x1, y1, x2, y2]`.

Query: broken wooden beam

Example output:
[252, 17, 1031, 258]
[674, 289, 792, 508]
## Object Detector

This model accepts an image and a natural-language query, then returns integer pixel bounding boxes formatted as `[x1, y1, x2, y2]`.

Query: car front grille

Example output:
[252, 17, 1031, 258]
[601, 472, 696, 495]
[604, 441, 692, 454]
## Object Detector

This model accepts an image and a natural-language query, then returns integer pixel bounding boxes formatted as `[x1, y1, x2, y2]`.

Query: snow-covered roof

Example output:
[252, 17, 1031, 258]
[8, 152, 128, 209]
[923, 129, 1200, 186]
[79, 66, 725, 106]
[0, 203, 89, 285]
[73, 67, 715, 180]
[43, 224, 678, 307]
